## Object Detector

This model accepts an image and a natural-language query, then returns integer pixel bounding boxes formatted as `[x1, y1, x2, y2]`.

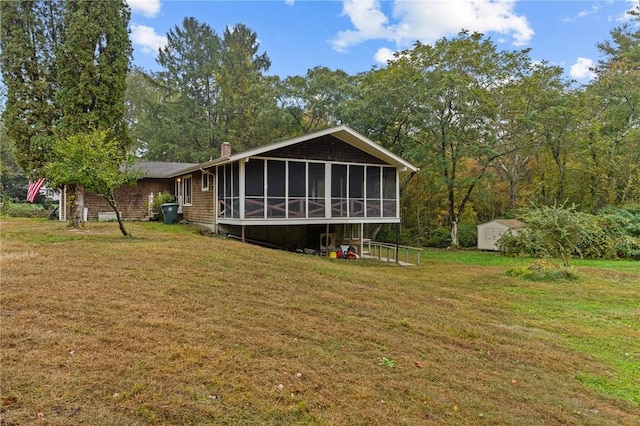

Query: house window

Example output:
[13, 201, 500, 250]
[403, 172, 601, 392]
[182, 175, 192, 206]
[202, 172, 210, 191]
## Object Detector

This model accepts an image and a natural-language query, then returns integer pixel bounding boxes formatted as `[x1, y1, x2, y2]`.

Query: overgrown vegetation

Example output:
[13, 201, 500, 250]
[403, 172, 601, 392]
[149, 192, 176, 221]
[506, 259, 580, 281]
[499, 204, 640, 261]
[2, 218, 638, 425]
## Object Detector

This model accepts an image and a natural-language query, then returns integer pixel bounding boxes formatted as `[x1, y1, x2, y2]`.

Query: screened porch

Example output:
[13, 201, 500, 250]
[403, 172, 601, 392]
[216, 158, 399, 222]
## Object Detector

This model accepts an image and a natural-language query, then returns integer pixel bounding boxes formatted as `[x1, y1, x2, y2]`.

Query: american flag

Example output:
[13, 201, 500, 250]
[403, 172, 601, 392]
[27, 178, 45, 203]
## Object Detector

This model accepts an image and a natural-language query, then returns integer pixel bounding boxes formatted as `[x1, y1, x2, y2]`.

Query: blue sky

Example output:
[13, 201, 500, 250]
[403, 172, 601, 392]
[127, 0, 638, 82]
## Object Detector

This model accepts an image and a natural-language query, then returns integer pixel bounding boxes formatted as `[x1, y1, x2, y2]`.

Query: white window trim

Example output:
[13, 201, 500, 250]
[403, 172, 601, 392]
[202, 172, 210, 191]
[183, 175, 193, 206]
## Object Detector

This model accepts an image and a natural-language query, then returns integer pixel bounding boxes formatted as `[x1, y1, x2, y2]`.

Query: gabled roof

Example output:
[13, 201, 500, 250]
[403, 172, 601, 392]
[171, 125, 419, 177]
[481, 219, 526, 229]
[131, 161, 198, 178]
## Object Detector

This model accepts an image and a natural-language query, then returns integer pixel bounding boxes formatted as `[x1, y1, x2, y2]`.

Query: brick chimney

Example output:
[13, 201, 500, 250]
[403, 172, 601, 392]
[221, 142, 232, 157]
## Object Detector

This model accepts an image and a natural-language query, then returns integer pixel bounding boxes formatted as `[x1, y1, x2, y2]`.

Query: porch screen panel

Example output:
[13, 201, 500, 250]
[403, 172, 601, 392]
[308, 162, 325, 218]
[366, 166, 381, 217]
[267, 160, 286, 218]
[331, 164, 347, 217]
[288, 161, 306, 218]
[245, 159, 265, 218]
[383, 167, 396, 217]
[349, 165, 365, 217]
[221, 164, 235, 218]
[231, 163, 240, 218]
[217, 168, 225, 217]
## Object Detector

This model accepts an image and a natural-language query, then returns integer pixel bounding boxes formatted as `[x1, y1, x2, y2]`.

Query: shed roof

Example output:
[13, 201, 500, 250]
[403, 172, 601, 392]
[481, 219, 526, 229]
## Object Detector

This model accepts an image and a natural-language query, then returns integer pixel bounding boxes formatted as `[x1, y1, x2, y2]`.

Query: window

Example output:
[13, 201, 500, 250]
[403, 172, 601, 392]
[202, 172, 210, 191]
[182, 175, 192, 205]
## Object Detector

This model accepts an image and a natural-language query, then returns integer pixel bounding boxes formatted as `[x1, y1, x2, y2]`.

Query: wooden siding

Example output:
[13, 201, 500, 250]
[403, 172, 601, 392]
[84, 178, 173, 220]
[181, 170, 215, 224]
[263, 135, 386, 164]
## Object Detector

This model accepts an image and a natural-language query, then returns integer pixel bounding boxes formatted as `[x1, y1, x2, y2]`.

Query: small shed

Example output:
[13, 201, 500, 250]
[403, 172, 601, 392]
[477, 219, 525, 251]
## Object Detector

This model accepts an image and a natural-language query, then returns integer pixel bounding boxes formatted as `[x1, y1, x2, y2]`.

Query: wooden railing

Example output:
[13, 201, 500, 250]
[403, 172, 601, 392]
[362, 239, 422, 266]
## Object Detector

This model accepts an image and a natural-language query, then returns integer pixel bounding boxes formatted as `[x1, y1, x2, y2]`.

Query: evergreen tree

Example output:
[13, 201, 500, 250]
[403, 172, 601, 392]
[55, 0, 132, 227]
[0, 0, 64, 178]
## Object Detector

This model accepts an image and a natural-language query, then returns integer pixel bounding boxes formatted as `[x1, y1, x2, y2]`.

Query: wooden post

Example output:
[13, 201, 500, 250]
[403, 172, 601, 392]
[242, 225, 246, 243]
[325, 223, 330, 256]
[395, 222, 400, 264]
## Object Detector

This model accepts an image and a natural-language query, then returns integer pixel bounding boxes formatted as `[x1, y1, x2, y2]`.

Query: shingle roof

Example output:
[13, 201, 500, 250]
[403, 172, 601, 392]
[131, 161, 198, 178]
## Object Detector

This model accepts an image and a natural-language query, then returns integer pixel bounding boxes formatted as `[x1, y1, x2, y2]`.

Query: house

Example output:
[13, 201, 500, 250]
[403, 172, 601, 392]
[477, 219, 526, 251]
[60, 161, 196, 221]
[80, 125, 419, 254]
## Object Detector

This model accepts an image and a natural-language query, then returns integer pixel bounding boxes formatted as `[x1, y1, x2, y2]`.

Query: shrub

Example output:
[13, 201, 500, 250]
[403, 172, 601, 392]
[150, 192, 175, 221]
[497, 228, 549, 258]
[506, 259, 579, 282]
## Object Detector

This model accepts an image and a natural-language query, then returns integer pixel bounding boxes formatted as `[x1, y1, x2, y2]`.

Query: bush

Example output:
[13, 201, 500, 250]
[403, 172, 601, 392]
[0, 202, 49, 218]
[497, 228, 549, 258]
[506, 259, 579, 282]
[150, 192, 175, 221]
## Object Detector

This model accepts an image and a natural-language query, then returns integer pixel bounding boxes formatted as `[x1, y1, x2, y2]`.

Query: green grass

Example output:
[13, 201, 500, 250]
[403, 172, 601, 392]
[1, 218, 639, 425]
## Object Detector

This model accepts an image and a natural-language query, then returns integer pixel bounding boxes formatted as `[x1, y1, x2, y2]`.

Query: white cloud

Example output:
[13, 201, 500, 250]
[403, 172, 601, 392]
[618, 0, 639, 22]
[570, 57, 596, 80]
[333, 0, 394, 52]
[131, 24, 167, 55]
[127, 0, 161, 18]
[332, 0, 534, 52]
[284, 0, 295, 5]
[374, 47, 396, 65]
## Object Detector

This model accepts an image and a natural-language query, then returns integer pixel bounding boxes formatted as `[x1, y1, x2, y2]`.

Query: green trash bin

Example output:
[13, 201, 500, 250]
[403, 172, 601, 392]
[161, 203, 179, 224]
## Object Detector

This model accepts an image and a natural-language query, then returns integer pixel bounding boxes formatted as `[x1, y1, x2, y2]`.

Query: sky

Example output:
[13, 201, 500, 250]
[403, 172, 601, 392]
[126, 0, 638, 82]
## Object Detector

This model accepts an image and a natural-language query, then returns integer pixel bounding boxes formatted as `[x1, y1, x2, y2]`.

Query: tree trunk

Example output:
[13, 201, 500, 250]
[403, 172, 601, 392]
[106, 195, 130, 237]
[71, 184, 85, 228]
[450, 219, 459, 249]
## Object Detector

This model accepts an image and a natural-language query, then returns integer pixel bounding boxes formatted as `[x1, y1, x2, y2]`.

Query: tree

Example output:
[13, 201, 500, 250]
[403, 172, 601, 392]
[153, 17, 222, 161]
[278, 66, 354, 133]
[0, 127, 29, 201]
[578, 4, 640, 209]
[55, 0, 132, 228]
[522, 203, 596, 267]
[45, 131, 141, 237]
[142, 19, 276, 162]
[217, 23, 274, 150]
[0, 0, 64, 178]
[390, 32, 538, 247]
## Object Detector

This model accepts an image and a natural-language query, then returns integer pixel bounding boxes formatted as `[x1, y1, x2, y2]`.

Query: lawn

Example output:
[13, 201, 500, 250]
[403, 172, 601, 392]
[1, 218, 638, 425]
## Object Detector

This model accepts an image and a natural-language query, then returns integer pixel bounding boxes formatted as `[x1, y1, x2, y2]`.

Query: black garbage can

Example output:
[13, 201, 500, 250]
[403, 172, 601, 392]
[161, 203, 179, 224]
